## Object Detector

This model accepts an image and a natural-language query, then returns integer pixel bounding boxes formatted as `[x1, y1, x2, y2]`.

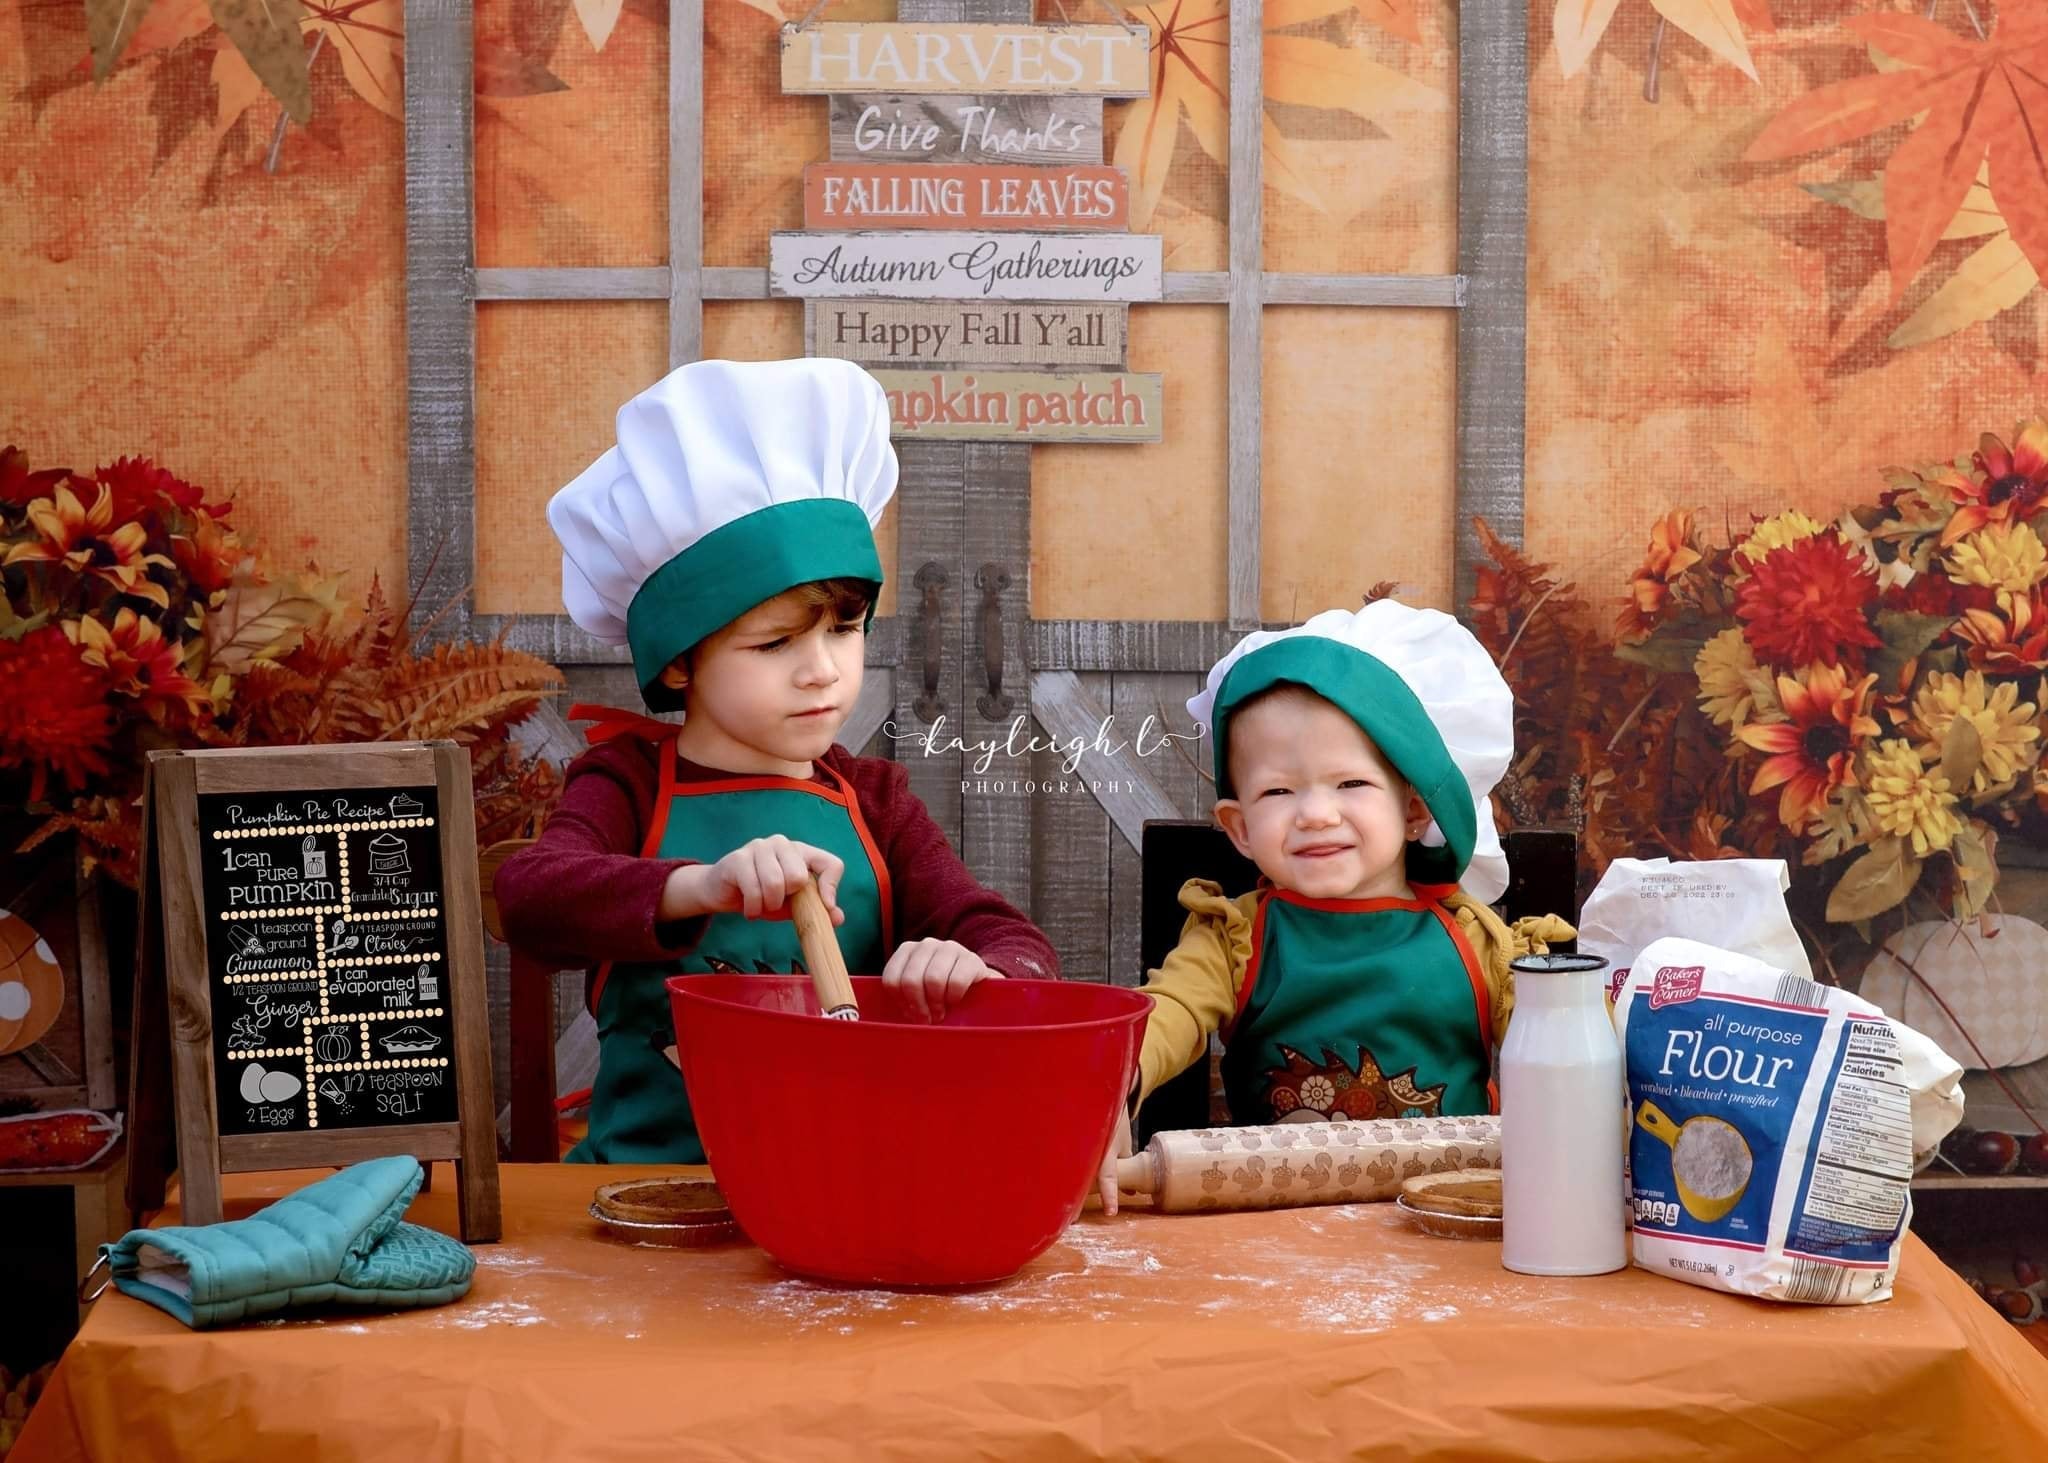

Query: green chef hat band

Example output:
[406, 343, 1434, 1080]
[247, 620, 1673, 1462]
[626, 498, 883, 711]
[1209, 636, 1477, 887]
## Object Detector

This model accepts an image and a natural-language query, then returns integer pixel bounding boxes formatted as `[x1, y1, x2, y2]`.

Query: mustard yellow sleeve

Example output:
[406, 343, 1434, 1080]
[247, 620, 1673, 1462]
[1443, 892, 1577, 1045]
[1134, 880, 1259, 1105]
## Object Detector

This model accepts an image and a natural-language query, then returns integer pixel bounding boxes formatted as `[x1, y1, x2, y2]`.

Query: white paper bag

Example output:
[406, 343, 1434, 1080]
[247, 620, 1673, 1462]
[1578, 857, 1813, 995]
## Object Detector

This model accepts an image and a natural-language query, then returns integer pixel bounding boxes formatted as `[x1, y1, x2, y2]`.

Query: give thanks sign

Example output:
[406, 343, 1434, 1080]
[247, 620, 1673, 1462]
[779, 17, 1163, 445]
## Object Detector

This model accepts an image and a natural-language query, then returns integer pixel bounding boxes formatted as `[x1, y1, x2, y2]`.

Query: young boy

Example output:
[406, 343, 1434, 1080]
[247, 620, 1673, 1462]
[1099, 602, 1573, 1209]
[497, 358, 1058, 1164]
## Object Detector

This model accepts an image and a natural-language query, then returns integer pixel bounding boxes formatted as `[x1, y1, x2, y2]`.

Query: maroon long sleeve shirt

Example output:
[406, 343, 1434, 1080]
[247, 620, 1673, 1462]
[495, 735, 1060, 988]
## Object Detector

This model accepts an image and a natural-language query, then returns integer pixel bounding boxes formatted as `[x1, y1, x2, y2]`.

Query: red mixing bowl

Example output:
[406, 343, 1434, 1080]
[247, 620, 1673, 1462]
[667, 973, 1149, 1287]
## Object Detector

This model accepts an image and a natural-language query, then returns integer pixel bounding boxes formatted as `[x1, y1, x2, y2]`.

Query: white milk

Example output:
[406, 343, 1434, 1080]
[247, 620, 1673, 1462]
[1500, 954, 1628, 1276]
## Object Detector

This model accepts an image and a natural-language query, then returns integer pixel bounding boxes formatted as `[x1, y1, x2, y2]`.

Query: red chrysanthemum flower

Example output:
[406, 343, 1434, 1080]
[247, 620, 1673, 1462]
[94, 455, 207, 521]
[1879, 574, 1992, 621]
[1, 445, 70, 509]
[0, 625, 114, 801]
[1938, 420, 2048, 546]
[1735, 662, 1881, 832]
[1734, 533, 1883, 670]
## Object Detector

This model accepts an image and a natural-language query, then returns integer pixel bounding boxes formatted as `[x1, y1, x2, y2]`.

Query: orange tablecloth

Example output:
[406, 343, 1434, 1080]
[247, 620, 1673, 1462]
[17, 1163, 2048, 1462]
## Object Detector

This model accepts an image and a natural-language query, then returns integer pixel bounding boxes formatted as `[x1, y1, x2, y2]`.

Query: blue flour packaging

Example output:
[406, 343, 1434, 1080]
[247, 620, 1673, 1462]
[1614, 937, 1963, 1305]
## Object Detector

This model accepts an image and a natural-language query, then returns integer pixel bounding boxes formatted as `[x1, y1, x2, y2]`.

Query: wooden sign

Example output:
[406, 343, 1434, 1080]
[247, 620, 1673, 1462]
[809, 300, 1127, 368]
[829, 95, 1103, 166]
[804, 163, 1127, 231]
[770, 231, 1162, 302]
[781, 23, 1150, 97]
[872, 369, 1163, 442]
[144, 744, 499, 1241]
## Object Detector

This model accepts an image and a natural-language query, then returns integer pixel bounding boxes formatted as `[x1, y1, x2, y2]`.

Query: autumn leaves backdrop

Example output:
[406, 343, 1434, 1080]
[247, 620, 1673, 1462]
[2, 1, 2045, 617]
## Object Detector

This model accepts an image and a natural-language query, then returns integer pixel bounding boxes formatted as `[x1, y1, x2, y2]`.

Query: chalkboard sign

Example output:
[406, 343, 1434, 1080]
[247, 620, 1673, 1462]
[140, 744, 499, 1241]
[200, 785, 459, 1137]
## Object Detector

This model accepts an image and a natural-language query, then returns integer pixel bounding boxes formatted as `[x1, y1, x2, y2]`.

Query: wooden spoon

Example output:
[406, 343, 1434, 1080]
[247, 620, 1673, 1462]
[789, 877, 859, 1021]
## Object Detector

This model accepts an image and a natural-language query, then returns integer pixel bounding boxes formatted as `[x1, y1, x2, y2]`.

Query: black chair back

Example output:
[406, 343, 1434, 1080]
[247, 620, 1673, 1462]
[1133, 821, 1580, 1142]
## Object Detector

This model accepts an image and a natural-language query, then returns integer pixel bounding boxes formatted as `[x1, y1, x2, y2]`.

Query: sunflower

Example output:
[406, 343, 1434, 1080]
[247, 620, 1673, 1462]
[0, 625, 114, 801]
[1945, 520, 2048, 612]
[1860, 740, 1962, 857]
[170, 511, 243, 601]
[1954, 592, 2048, 675]
[1694, 627, 1778, 732]
[68, 609, 212, 718]
[1736, 662, 1881, 832]
[1734, 510, 1824, 571]
[1938, 420, 2048, 546]
[4, 483, 175, 608]
[1909, 670, 2041, 797]
[1734, 533, 1883, 671]
[1618, 509, 1703, 639]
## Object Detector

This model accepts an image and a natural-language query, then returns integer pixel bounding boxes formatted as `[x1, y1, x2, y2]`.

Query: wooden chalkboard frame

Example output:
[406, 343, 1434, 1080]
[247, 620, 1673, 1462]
[143, 742, 500, 1242]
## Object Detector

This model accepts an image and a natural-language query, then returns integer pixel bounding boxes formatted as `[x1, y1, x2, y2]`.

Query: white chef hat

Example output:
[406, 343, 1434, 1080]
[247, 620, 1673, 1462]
[1187, 600, 1514, 902]
[547, 357, 897, 709]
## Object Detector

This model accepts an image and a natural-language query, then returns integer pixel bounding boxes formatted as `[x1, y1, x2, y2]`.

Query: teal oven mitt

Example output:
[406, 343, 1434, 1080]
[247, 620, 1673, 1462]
[103, 1155, 475, 1328]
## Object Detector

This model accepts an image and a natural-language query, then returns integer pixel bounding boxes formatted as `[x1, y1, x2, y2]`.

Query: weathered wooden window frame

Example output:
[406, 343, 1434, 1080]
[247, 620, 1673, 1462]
[404, 0, 1528, 671]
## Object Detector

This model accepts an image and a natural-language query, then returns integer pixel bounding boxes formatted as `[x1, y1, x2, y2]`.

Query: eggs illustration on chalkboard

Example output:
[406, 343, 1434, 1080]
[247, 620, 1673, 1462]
[0, 908, 65, 1057]
[379, 1024, 442, 1054]
[239, 1062, 302, 1105]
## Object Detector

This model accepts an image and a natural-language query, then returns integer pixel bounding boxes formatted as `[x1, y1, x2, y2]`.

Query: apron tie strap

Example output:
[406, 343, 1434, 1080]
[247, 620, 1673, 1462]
[567, 702, 681, 746]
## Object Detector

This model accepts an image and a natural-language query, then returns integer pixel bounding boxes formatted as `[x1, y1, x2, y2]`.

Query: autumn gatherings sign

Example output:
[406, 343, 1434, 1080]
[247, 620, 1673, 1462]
[779, 20, 1160, 443]
[770, 231, 1162, 302]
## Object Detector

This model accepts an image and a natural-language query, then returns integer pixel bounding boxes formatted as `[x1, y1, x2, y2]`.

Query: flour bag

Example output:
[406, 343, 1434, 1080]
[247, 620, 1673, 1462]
[1578, 858, 1812, 995]
[1614, 937, 1964, 1305]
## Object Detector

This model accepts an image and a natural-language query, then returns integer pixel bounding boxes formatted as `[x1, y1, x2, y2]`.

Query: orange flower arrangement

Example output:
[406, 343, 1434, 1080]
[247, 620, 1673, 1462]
[1472, 412, 2048, 943]
[2, 445, 564, 883]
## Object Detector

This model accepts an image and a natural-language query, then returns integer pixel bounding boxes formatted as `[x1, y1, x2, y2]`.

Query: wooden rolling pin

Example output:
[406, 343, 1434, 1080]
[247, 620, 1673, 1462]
[789, 878, 860, 1021]
[1114, 1114, 1501, 1213]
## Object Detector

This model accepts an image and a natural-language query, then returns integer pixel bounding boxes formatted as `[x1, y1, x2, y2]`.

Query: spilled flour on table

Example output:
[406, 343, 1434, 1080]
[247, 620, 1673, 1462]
[446, 1298, 546, 1330]
[718, 1210, 1444, 1335]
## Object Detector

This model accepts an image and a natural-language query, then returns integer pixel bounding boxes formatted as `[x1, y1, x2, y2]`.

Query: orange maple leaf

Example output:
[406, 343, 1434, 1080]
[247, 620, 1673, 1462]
[1746, 11, 2048, 300]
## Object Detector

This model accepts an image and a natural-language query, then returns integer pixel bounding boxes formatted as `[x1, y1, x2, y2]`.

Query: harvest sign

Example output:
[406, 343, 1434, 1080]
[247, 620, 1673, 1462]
[779, 18, 1161, 444]
[781, 23, 1150, 96]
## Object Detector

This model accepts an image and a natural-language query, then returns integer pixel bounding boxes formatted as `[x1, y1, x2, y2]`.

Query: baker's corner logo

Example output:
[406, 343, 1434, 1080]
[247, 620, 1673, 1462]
[881, 712, 1205, 794]
[1649, 965, 1705, 1011]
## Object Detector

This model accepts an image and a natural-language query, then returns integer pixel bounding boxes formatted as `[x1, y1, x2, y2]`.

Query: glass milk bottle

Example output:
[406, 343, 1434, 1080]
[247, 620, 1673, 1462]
[1500, 953, 1627, 1276]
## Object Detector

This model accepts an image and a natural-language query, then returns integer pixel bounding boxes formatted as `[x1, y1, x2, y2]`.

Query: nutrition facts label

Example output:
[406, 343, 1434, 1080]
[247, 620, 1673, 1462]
[197, 786, 459, 1136]
[1802, 1019, 1911, 1233]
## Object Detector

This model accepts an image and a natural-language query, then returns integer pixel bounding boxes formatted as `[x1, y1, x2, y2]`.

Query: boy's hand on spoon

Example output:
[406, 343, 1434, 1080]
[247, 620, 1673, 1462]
[660, 837, 846, 924]
[882, 939, 1000, 1022]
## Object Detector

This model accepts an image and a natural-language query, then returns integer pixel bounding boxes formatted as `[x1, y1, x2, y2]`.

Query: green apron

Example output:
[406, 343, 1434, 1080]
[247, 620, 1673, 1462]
[568, 741, 891, 1163]
[1221, 888, 1494, 1125]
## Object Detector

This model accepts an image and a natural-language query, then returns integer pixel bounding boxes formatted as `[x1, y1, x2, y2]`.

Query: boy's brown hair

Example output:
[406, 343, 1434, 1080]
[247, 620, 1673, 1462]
[658, 576, 875, 694]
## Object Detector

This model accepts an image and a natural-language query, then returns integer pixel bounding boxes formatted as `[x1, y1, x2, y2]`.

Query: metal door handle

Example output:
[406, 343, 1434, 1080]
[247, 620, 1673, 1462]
[913, 562, 948, 722]
[976, 563, 1012, 720]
